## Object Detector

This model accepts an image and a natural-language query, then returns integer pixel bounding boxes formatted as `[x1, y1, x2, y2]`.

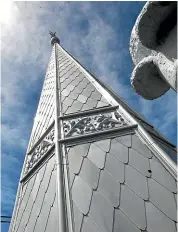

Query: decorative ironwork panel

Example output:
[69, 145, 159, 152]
[25, 127, 55, 174]
[63, 110, 127, 137]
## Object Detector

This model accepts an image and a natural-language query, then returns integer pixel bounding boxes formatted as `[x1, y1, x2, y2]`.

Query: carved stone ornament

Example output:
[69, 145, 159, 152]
[63, 111, 127, 137]
[25, 127, 54, 173]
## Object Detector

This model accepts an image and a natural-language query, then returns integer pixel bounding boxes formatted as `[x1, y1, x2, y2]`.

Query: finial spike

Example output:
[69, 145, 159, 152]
[49, 31, 56, 38]
[49, 30, 60, 45]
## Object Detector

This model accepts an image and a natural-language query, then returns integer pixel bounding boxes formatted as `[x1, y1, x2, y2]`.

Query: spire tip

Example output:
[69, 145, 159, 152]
[49, 30, 60, 45]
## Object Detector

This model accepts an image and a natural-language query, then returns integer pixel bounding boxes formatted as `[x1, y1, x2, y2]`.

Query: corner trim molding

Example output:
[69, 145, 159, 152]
[135, 128, 177, 178]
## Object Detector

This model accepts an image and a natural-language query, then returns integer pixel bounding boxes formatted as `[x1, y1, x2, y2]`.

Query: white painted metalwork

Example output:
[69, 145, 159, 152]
[63, 110, 127, 137]
[53, 40, 68, 232]
[58, 44, 177, 179]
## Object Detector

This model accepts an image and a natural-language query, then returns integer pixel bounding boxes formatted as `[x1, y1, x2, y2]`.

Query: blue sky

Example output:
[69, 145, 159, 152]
[1, 1, 177, 231]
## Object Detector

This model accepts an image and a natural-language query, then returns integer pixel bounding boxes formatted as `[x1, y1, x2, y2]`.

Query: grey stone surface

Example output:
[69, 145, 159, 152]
[72, 176, 92, 215]
[130, 1, 177, 99]
[120, 185, 146, 230]
[114, 209, 140, 232]
[146, 201, 177, 232]
[125, 164, 148, 200]
[131, 56, 171, 99]
[98, 170, 120, 207]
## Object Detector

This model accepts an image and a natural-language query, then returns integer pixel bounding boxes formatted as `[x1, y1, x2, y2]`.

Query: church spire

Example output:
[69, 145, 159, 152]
[49, 30, 60, 45]
[9, 29, 177, 232]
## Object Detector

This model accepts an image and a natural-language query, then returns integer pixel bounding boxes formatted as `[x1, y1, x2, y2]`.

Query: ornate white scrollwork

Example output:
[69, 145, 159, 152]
[25, 127, 54, 173]
[63, 111, 127, 137]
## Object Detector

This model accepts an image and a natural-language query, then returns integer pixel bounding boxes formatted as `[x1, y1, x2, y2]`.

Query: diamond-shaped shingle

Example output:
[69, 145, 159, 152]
[88, 143, 106, 169]
[115, 134, 132, 147]
[68, 147, 84, 175]
[132, 135, 152, 158]
[77, 94, 88, 104]
[94, 139, 110, 152]
[120, 185, 146, 230]
[81, 216, 99, 232]
[105, 153, 124, 183]
[150, 158, 176, 193]
[110, 139, 128, 164]
[125, 164, 148, 200]
[89, 191, 113, 232]
[146, 201, 176, 232]
[80, 158, 100, 190]
[73, 202, 83, 232]
[98, 170, 120, 207]
[114, 209, 140, 232]
[148, 178, 177, 221]
[72, 176, 92, 215]
[129, 148, 151, 177]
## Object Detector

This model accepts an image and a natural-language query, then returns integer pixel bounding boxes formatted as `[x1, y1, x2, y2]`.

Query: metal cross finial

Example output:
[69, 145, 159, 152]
[49, 31, 56, 38]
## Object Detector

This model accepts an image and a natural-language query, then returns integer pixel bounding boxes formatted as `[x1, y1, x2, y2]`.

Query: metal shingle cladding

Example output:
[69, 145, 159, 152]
[27, 48, 56, 151]
[56, 46, 110, 116]
[10, 43, 177, 232]
[27, 45, 110, 151]
[12, 154, 57, 232]
[67, 133, 177, 232]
